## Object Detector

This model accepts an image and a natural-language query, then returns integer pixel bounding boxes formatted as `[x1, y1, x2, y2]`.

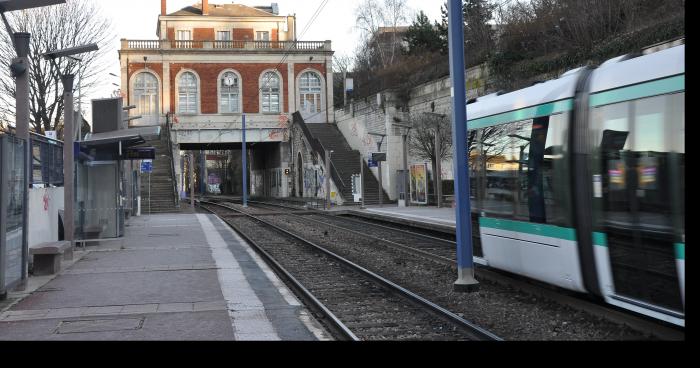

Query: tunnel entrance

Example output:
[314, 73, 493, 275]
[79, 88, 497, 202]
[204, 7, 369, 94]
[178, 142, 289, 199]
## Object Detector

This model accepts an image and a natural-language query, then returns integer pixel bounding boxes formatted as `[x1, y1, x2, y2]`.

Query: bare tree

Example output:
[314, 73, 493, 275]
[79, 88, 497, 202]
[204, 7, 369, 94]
[0, 0, 115, 136]
[408, 111, 452, 181]
[355, 0, 410, 69]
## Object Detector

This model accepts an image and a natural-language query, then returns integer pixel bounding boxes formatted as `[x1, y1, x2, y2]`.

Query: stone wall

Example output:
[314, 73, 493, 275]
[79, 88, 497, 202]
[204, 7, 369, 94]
[333, 64, 493, 200]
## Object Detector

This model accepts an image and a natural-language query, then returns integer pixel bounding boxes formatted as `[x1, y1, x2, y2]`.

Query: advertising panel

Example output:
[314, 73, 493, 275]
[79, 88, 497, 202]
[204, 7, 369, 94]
[410, 163, 428, 204]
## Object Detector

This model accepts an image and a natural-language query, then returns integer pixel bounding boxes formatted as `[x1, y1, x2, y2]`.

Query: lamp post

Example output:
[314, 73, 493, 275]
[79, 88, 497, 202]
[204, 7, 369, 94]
[42, 43, 99, 252]
[392, 122, 412, 207]
[368, 133, 386, 208]
[67, 55, 82, 140]
[0, 0, 66, 291]
[423, 112, 447, 209]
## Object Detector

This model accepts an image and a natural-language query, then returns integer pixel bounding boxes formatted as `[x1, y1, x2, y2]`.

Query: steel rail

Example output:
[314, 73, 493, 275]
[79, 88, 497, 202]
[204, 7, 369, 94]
[199, 200, 502, 341]
[197, 200, 359, 341]
[231, 199, 684, 340]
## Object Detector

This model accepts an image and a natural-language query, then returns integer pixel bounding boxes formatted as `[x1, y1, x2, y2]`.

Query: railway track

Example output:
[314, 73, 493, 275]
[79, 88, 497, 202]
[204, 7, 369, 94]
[199, 200, 501, 341]
[205, 198, 684, 340]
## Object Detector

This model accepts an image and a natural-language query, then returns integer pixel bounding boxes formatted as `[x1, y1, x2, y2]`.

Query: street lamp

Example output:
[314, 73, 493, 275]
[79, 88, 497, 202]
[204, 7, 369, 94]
[0, 0, 65, 11]
[368, 133, 386, 208]
[0, 0, 66, 291]
[392, 122, 412, 207]
[67, 55, 83, 139]
[41, 43, 99, 252]
[423, 112, 447, 208]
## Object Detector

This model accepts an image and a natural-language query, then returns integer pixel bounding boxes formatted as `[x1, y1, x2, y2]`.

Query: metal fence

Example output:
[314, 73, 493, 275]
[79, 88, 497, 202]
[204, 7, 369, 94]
[30, 133, 63, 187]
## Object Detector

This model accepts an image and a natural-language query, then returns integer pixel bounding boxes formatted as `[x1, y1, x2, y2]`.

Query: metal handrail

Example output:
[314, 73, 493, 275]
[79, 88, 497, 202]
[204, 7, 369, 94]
[292, 112, 347, 193]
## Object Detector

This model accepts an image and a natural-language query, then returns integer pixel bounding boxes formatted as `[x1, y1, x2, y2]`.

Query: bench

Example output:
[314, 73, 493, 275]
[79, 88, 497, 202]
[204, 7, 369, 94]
[29, 241, 72, 276]
[82, 225, 106, 246]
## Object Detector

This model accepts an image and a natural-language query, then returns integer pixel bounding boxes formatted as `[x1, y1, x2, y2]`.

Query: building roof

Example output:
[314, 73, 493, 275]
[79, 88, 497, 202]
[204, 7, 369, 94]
[169, 2, 278, 17]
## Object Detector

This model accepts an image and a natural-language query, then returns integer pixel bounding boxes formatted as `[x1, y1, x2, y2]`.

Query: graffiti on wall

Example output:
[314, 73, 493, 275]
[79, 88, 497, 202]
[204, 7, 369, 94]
[267, 113, 290, 141]
[303, 168, 316, 196]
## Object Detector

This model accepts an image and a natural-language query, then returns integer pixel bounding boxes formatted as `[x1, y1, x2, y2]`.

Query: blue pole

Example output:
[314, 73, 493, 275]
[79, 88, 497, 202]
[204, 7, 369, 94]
[449, 0, 479, 292]
[242, 113, 248, 207]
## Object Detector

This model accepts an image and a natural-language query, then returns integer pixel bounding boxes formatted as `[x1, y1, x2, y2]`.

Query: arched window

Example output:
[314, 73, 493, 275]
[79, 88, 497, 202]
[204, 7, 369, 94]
[178, 72, 198, 114]
[261, 71, 280, 113]
[219, 71, 240, 113]
[299, 71, 322, 114]
[134, 72, 158, 118]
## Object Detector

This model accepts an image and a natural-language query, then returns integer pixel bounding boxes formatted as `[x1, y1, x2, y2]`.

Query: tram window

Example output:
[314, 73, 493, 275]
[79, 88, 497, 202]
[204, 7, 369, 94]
[541, 113, 570, 227]
[591, 92, 685, 311]
[474, 113, 569, 226]
[480, 123, 520, 219]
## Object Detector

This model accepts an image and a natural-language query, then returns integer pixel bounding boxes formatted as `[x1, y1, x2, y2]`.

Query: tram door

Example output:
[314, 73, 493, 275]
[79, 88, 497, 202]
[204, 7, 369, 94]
[590, 92, 685, 314]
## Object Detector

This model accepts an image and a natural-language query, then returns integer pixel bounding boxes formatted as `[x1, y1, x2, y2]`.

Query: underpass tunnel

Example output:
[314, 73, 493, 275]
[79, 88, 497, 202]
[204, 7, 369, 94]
[178, 141, 290, 198]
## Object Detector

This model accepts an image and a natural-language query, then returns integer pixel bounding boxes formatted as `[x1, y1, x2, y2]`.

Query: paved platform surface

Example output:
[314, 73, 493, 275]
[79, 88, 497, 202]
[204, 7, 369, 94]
[0, 213, 330, 341]
[360, 205, 457, 228]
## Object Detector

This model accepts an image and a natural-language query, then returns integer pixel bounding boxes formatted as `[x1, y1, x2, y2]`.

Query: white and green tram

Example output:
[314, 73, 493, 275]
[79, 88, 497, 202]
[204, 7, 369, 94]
[466, 43, 684, 326]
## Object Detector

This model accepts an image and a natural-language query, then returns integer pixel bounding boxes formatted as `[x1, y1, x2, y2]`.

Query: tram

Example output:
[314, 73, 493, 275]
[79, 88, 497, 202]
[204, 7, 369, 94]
[466, 42, 685, 326]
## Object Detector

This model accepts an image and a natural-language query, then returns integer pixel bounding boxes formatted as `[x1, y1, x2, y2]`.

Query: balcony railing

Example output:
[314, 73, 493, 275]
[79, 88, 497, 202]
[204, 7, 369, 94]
[122, 39, 331, 51]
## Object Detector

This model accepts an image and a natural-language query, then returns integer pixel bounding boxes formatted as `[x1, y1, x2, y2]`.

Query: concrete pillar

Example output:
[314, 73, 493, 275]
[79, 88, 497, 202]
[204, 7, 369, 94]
[120, 60, 128, 105]
[383, 92, 399, 200]
[162, 62, 171, 114]
[287, 63, 295, 114]
[326, 55, 334, 122]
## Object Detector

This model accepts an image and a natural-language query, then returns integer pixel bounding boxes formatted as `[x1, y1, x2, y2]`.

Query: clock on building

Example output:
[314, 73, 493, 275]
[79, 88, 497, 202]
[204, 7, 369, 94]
[223, 74, 236, 87]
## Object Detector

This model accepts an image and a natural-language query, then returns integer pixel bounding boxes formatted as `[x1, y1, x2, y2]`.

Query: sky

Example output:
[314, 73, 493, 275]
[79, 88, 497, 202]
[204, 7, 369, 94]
[87, 0, 445, 114]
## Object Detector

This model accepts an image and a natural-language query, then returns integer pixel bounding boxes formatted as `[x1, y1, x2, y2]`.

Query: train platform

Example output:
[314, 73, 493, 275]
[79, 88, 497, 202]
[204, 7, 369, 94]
[0, 212, 330, 341]
[343, 205, 457, 233]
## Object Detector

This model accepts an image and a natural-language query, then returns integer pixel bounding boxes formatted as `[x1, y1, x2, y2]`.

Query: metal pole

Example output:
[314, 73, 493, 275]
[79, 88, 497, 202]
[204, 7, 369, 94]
[62, 74, 75, 250]
[435, 125, 442, 208]
[13, 32, 31, 287]
[242, 113, 248, 207]
[403, 133, 410, 207]
[77, 60, 82, 140]
[189, 155, 194, 209]
[148, 172, 151, 214]
[449, 0, 478, 292]
[360, 153, 365, 209]
[378, 161, 383, 208]
[376, 140, 384, 208]
[325, 150, 331, 210]
[343, 71, 347, 107]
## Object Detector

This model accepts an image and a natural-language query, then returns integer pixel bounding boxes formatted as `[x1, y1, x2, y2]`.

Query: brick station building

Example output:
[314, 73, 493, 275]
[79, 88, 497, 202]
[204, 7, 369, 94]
[118, 0, 334, 200]
[119, 0, 333, 126]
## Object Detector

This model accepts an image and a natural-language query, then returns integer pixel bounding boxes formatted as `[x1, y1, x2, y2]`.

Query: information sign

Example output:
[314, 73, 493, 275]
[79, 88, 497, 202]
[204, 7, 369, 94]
[140, 160, 153, 173]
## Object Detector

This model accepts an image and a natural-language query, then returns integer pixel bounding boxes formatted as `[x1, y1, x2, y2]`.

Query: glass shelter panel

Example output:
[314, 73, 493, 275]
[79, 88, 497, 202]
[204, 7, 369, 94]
[0, 136, 26, 293]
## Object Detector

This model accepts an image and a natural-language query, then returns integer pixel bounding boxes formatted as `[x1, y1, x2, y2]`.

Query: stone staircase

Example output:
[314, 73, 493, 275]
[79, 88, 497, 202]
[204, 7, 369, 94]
[305, 123, 391, 205]
[137, 134, 179, 214]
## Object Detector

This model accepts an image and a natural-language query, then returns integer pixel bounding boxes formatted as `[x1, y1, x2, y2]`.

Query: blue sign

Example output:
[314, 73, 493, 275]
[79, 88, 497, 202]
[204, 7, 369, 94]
[140, 160, 153, 173]
[368, 159, 378, 168]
